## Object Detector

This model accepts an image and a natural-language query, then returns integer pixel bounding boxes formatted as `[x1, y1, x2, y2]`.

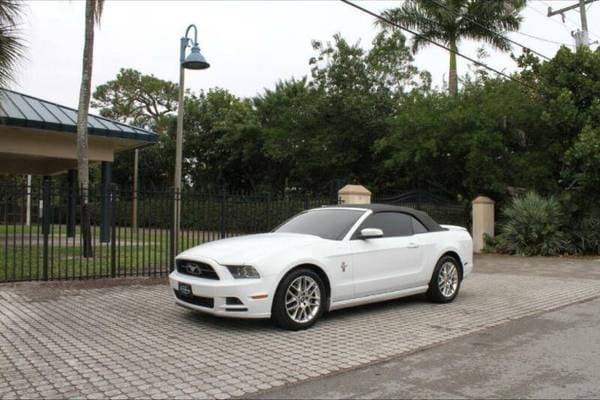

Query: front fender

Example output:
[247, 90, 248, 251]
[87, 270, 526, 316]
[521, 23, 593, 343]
[277, 258, 332, 283]
[434, 240, 473, 279]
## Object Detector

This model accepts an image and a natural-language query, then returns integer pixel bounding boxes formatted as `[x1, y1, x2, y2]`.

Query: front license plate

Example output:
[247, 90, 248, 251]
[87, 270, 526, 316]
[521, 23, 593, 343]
[179, 283, 192, 297]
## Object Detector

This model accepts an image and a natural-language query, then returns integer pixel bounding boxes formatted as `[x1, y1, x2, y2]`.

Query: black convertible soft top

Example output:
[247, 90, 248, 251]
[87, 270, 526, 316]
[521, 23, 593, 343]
[325, 203, 445, 232]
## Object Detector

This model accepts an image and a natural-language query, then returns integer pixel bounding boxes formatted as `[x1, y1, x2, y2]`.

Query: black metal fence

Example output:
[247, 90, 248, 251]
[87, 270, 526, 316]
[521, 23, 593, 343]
[1, 183, 470, 283]
[375, 190, 470, 229]
[0, 182, 335, 282]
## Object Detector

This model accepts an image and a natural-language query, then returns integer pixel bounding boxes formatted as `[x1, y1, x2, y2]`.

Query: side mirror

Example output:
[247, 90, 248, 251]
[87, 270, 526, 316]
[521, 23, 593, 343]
[359, 228, 383, 239]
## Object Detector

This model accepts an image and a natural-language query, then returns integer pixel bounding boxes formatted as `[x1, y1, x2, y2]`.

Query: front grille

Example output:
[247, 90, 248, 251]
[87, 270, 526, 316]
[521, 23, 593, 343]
[176, 260, 219, 280]
[174, 290, 214, 308]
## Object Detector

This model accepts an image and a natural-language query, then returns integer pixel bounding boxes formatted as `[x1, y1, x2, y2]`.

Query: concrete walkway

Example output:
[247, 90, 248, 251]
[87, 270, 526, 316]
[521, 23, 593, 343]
[1, 254, 600, 399]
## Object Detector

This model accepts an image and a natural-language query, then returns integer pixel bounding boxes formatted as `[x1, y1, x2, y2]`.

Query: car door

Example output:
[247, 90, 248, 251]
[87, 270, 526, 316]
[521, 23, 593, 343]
[350, 212, 424, 298]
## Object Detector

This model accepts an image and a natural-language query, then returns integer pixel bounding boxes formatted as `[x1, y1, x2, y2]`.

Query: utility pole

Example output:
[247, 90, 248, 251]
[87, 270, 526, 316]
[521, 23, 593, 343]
[548, 0, 596, 47]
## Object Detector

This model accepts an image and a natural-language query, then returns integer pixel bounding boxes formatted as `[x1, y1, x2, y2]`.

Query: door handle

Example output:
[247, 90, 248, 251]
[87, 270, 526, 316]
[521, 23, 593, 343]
[408, 242, 419, 249]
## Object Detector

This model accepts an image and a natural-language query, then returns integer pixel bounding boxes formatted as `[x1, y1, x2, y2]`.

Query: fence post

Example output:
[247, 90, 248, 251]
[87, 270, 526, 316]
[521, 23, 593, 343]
[472, 196, 495, 253]
[219, 189, 225, 239]
[110, 185, 117, 277]
[169, 187, 176, 272]
[266, 193, 271, 231]
[42, 176, 51, 281]
[100, 161, 112, 243]
[66, 169, 76, 237]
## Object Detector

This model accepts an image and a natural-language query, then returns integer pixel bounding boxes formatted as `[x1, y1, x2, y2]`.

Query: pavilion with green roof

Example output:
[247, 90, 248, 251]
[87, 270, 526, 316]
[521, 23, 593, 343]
[0, 88, 159, 242]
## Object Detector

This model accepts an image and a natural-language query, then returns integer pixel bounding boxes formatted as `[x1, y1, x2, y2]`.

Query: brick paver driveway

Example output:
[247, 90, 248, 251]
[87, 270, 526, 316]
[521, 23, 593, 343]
[2, 255, 600, 399]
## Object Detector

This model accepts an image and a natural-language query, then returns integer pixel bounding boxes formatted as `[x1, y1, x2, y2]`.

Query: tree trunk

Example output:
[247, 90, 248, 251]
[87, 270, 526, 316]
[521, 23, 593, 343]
[448, 37, 458, 96]
[76, 0, 96, 258]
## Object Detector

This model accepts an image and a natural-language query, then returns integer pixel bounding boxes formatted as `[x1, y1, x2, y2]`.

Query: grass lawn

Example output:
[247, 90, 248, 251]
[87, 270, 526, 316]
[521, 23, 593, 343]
[0, 224, 229, 281]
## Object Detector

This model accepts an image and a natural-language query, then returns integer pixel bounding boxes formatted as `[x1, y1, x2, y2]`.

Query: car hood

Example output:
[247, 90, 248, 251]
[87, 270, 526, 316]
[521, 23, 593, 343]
[177, 232, 322, 266]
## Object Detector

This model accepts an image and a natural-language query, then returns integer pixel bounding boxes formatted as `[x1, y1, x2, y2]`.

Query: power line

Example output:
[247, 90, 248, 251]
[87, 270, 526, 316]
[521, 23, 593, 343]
[515, 31, 575, 47]
[428, 0, 552, 60]
[340, 0, 536, 90]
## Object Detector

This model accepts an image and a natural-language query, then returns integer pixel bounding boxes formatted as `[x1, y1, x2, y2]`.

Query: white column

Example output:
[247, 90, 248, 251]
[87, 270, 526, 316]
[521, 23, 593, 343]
[472, 196, 495, 253]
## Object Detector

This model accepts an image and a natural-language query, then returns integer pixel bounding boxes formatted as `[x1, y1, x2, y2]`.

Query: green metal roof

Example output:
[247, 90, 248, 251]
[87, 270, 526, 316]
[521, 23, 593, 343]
[0, 88, 159, 143]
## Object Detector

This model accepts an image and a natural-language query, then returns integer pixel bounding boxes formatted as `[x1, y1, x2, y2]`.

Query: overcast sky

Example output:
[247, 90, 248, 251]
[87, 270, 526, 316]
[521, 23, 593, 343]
[10, 0, 600, 110]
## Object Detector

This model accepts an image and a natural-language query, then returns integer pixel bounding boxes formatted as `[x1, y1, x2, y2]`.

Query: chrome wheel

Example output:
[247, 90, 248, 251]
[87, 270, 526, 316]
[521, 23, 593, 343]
[285, 275, 321, 324]
[438, 261, 459, 298]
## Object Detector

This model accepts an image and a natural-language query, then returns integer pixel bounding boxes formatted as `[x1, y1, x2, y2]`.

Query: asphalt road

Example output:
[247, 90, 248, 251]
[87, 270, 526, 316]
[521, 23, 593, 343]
[253, 296, 600, 399]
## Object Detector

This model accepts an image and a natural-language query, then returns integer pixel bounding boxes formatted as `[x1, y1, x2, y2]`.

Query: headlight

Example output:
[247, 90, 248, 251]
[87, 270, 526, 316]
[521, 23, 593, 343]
[226, 265, 260, 279]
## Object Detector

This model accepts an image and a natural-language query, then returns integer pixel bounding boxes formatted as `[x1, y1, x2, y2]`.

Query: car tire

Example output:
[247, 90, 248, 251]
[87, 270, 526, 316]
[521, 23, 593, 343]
[427, 255, 462, 303]
[272, 268, 326, 330]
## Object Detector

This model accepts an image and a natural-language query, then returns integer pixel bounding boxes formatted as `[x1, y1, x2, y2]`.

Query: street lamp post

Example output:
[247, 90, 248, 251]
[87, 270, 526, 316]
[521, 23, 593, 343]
[174, 24, 209, 254]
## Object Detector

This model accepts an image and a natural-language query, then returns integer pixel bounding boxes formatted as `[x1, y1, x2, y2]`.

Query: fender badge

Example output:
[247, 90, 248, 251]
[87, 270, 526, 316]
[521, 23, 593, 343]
[341, 262, 348, 272]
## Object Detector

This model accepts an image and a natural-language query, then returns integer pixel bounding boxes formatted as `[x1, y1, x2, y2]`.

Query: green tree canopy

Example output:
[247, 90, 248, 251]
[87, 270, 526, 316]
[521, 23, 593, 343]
[92, 68, 178, 133]
[182, 88, 266, 191]
[92, 68, 179, 189]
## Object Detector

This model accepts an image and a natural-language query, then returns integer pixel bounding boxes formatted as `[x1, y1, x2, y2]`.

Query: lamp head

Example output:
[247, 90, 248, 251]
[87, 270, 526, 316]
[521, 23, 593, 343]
[182, 43, 210, 70]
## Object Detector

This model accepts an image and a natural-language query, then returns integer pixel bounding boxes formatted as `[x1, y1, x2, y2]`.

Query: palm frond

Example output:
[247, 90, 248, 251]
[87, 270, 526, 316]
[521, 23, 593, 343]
[459, 23, 512, 52]
[381, 2, 446, 33]
[380, 0, 525, 54]
[0, 0, 25, 87]
[412, 30, 450, 52]
[459, 0, 524, 49]
[380, 1, 453, 54]
[0, 30, 23, 87]
[0, 0, 22, 27]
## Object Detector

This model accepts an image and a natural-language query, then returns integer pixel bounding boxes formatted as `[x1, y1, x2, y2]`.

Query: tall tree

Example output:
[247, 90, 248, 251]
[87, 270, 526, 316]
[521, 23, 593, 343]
[76, 0, 103, 256]
[183, 89, 265, 191]
[306, 32, 426, 190]
[379, 0, 525, 96]
[92, 67, 178, 189]
[92, 68, 178, 133]
[0, 0, 26, 87]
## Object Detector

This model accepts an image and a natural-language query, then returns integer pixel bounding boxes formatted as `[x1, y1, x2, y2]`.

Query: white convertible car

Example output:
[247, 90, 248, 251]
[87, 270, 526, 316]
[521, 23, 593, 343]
[169, 204, 473, 330]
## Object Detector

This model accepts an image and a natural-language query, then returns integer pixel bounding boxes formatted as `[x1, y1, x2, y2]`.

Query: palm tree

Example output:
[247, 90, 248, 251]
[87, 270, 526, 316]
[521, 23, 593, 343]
[379, 0, 525, 96]
[0, 0, 26, 87]
[76, 0, 104, 256]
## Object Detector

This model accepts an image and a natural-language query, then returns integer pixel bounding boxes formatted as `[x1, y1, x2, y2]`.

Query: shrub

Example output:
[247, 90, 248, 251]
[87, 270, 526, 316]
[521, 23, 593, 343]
[567, 216, 600, 255]
[493, 192, 569, 256]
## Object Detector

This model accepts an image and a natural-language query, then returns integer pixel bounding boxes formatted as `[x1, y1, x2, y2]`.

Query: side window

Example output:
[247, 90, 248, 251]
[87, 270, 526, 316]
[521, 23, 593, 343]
[355, 212, 413, 238]
[412, 217, 428, 234]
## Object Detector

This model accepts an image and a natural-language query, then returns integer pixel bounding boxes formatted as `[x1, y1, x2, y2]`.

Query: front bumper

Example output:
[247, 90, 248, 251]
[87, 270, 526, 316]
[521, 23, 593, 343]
[169, 269, 275, 319]
[462, 259, 474, 279]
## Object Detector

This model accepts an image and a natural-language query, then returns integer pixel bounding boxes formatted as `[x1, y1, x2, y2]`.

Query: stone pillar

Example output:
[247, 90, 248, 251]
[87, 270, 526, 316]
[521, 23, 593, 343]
[338, 184, 371, 205]
[472, 196, 495, 253]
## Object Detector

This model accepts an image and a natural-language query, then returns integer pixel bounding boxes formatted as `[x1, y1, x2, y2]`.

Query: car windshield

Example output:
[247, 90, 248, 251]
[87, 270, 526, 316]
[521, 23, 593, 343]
[274, 209, 365, 240]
